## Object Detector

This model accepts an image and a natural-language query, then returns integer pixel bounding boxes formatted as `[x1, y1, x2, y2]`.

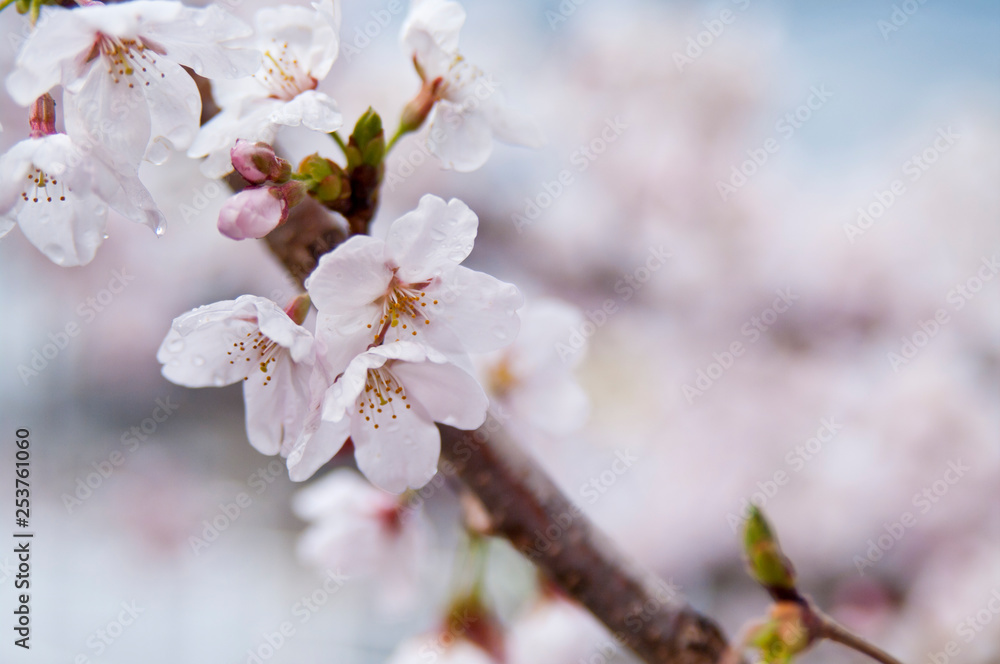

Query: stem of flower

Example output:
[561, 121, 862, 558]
[816, 613, 905, 664]
[330, 131, 348, 159]
[386, 125, 408, 153]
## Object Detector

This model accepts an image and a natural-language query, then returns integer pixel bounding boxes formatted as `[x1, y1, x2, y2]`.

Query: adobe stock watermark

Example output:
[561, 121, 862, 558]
[188, 460, 287, 555]
[717, 85, 834, 201]
[339, 0, 406, 62]
[520, 449, 638, 562]
[385, 75, 504, 191]
[852, 459, 970, 575]
[843, 126, 959, 243]
[726, 417, 843, 532]
[545, 0, 590, 31]
[673, 0, 752, 72]
[73, 600, 145, 662]
[244, 569, 349, 664]
[178, 178, 228, 224]
[878, 0, 932, 41]
[18, 267, 136, 385]
[554, 244, 672, 364]
[62, 395, 180, 513]
[579, 449, 638, 505]
[682, 287, 798, 404]
[887, 254, 998, 372]
[511, 115, 629, 233]
[927, 587, 1000, 664]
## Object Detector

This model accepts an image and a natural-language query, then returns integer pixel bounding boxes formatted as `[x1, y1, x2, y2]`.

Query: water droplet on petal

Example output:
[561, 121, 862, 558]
[169, 358, 180, 367]
[192, 355, 206, 366]
[492, 326, 508, 340]
[212, 374, 225, 387]
[168, 339, 184, 352]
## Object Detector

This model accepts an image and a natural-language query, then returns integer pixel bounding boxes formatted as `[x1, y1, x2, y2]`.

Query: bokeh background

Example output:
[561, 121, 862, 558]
[1, 0, 998, 662]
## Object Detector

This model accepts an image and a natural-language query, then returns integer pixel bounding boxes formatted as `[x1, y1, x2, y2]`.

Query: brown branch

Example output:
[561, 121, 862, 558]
[437, 424, 733, 664]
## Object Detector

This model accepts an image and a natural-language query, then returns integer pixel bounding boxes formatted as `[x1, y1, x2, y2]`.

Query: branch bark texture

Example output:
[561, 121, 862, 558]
[438, 424, 732, 664]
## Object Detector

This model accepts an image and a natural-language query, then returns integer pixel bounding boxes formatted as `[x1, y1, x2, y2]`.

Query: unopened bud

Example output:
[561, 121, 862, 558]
[346, 107, 386, 171]
[217, 181, 305, 240]
[744, 507, 796, 592]
[29, 93, 57, 138]
[230, 139, 290, 185]
[398, 77, 442, 137]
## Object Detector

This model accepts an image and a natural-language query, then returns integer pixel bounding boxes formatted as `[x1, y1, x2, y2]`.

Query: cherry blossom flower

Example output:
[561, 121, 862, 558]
[292, 468, 427, 609]
[6, 1, 259, 166]
[475, 299, 589, 437]
[400, 0, 542, 171]
[0, 125, 164, 266]
[157, 295, 316, 459]
[286, 341, 487, 493]
[188, 0, 343, 178]
[306, 194, 523, 373]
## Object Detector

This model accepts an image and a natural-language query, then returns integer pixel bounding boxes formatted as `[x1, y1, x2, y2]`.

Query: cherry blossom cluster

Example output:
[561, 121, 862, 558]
[1, 0, 599, 659]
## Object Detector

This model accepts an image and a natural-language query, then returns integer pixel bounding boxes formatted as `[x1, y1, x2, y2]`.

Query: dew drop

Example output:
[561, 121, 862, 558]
[492, 326, 508, 340]
[212, 374, 225, 387]
[192, 355, 206, 366]
[167, 339, 184, 352]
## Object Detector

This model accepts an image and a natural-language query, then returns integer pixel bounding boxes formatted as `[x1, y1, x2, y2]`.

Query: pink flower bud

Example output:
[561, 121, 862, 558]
[230, 139, 289, 185]
[217, 181, 306, 240]
[218, 187, 287, 240]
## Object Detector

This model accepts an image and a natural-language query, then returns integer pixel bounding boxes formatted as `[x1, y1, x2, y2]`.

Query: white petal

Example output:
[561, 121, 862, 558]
[428, 266, 523, 353]
[255, 5, 339, 80]
[157, 302, 257, 387]
[307, 235, 392, 311]
[243, 359, 313, 456]
[63, 68, 151, 168]
[268, 90, 342, 133]
[286, 416, 350, 481]
[401, 0, 466, 57]
[157, 295, 307, 388]
[143, 58, 202, 161]
[321, 349, 389, 422]
[255, 298, 315, 363]
[141, 4, 260, 79]
[384, 195, 478, 282]
[352, 400, 440, 494]
[392, 360, 487, 430]
[427, 103, 494, 172]
[5, 7, 96, 105]
[16, 194, 108, 267]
